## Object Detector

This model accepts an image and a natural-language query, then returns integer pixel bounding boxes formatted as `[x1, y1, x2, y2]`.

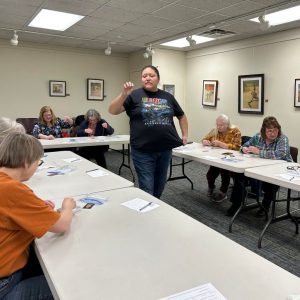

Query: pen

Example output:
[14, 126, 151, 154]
[139, 201, 153, 211]
[290, 176, 294, 181]
[86, 168, 99, 173]
[71, 158, 80, 162]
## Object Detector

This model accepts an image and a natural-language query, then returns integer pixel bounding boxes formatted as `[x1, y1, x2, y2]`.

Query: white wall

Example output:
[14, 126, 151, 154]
[185, 27, 300, 149]
[0, 40, 130, 134]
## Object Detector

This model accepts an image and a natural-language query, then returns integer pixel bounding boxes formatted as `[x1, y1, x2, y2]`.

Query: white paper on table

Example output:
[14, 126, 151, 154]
[221, 157, 243, 163]
[202, 155, 218, 160]
[275, 173, 300, 181]
[63, 158, 82, 163]
[121, 198, 159, 212]
[173, 142, 198, 152]
[159, 283, 227, 300]
[86, 169, 109, 177]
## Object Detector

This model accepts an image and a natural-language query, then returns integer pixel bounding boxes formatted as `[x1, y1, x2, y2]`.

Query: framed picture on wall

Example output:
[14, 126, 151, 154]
[87, 78, 104, 101]
[294, 79, 300, 107]
[238, 74, 264, 114]
[49, 80, 66, 97]
[202, 80, 218, 107]
[163, 84, 175, 96]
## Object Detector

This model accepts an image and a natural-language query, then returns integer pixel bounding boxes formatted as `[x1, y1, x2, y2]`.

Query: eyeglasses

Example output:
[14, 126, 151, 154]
[38, 160, 44, 166]
[287, 166, 300, 172]
[266, 128, 279, 133]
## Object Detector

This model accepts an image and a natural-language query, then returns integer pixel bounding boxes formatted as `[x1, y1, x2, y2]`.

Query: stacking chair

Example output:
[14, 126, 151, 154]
[16, 117, 38, 134]
[258, 146, 299, 248]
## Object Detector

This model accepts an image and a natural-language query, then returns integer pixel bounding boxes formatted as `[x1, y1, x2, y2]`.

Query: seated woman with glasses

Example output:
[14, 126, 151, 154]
[32, 106, 73, 140]
[77, 109, 114, 168]
[227, 116, 293, 217]
[0, 132, 75, 299]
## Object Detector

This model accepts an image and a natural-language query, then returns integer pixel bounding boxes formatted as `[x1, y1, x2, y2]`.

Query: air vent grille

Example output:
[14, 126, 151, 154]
[201, 29, 236, 37]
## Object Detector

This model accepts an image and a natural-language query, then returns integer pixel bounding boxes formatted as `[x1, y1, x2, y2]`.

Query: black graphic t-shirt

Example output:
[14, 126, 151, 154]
[123, 88, 184, 152]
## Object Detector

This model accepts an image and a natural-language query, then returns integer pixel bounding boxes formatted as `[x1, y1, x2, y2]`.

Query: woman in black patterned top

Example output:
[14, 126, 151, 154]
[32, 106, 73, 140]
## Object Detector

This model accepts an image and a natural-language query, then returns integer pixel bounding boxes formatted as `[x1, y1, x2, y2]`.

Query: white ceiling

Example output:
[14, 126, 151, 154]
[0, 0, 300, 53]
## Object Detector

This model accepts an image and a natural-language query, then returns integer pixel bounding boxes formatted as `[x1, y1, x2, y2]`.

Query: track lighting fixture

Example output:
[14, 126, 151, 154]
[186, 35, 196, 46]
[104, 42, 111, 55]
[258, 14, 270, 30]
[10, 30, 18, 46]
[143, 44, 155, 59]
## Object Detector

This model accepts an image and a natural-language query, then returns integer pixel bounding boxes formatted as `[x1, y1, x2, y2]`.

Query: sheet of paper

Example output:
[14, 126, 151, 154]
[121, 198, 159, 212]
[86, 169, 108, 177]
[221, 157, 243, 163]
[63, 157, 82, 163]
[174, 143, 198, 152]
[159, 283, 227, 300]
[275, 173, 300, 181]
[202, 155, 218, 160]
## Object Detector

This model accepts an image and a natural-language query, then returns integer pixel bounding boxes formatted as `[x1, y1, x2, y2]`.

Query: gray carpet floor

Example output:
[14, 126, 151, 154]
[106, 150, 300, 278]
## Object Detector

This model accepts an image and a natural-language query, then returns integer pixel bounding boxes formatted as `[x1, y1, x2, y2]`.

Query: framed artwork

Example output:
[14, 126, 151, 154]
[87, 78, 104, 101]
[294, 79, 300, 107]
[49, 80, 66, 97]
[163, 84, 175, 96]
[238, 74, 264, 114]
[202, 80, 218, 107]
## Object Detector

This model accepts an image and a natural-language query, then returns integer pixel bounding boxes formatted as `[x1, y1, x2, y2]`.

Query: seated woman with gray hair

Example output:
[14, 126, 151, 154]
[0, 117, 25, 143]
[202, 114, 241, 202]
[77, 109, 114, 168]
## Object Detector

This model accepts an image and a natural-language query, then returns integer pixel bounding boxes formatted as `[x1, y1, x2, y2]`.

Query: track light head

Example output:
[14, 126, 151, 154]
[186, 35, 196, 46]
[143, 44, 154, 58]
[258, 15, 270, 30]
[10, 30, 18, 46]
[143, 51, 150, 59]
[104, 42, 111, 55]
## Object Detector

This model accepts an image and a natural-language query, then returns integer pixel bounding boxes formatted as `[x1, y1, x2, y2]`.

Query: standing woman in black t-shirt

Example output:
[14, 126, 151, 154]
[109, 65, 188, 198]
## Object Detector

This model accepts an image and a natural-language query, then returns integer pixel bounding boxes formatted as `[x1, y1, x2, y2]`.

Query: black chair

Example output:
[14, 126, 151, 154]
[70, 115, 85, 137]
[16, 118, 38, 134]
[241, 135, 251, 145]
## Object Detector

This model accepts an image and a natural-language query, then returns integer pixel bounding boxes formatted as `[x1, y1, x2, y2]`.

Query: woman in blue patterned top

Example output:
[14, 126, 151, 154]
[227, 116, 292, 217]
[32, 106, 73, 139]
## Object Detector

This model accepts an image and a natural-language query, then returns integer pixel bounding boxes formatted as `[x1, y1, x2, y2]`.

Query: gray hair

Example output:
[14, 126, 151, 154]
[85, 109, 101, 122]
[0, 117, 25, 143]
[0, 132, 43, 168]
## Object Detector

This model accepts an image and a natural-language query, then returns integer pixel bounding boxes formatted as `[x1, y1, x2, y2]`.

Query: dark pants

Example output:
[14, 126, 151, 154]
[79, 145, 108, 168]
[0, 245, 53, 299]
[207, 166, 230, 193]
[230, 173, 279, 209]
[131, 147, 172, 199]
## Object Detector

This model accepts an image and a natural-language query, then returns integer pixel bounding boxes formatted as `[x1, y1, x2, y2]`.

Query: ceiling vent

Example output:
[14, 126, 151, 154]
[201, 28, 236, 38]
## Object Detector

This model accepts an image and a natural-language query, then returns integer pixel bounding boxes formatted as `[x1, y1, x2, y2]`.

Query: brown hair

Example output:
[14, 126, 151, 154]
[0, 132, 43, 168]
[260, 116, 281, 140]
[39, 106, 57, 126]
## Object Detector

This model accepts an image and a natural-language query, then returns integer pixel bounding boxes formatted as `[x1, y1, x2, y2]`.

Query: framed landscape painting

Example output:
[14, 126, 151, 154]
[238, 74, 264, 114]
[49, 80, 66, 97]
[87, 78, 104, 100]
[202, 80, 218, 107]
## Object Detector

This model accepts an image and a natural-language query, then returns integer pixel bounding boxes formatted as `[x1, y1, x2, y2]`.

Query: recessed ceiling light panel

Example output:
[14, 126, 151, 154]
[29, 9, 84, 31]
[161, 35, 214, 48]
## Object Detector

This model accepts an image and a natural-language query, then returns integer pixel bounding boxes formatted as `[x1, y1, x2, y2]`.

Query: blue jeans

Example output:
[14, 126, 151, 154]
[0, 271, 53, 299]
[131, 148, 172, 198]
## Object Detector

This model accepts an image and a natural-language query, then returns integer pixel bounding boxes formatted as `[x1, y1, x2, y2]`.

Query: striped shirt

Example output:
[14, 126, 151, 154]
[242, 133, 293, 162]
[202, 127, 241, 150]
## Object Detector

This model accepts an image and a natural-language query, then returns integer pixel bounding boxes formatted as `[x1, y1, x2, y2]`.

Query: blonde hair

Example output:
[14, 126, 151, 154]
[39, 106, 57, 126]
[0, 117, 25, 143]
[0, 132, 43, 168]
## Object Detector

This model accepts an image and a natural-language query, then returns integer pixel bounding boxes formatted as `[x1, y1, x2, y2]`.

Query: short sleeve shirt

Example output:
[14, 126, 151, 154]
[0, 172, 60, 276]
[123, 88, 184, 152]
